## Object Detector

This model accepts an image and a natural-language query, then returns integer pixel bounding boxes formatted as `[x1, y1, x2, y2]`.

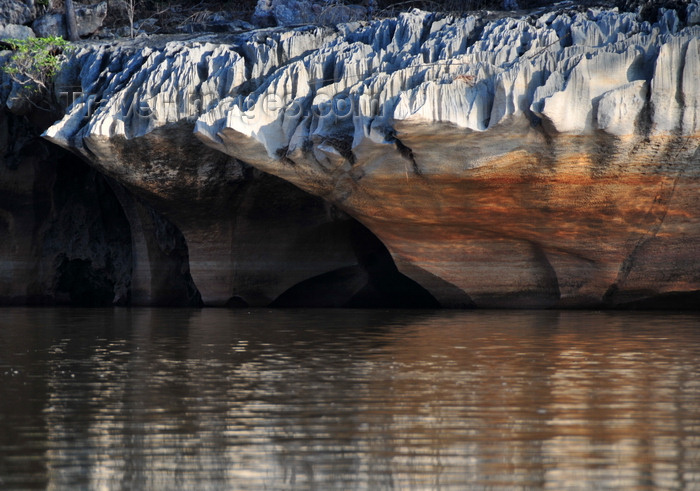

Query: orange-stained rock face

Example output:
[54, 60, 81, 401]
[313, 132, 699, 307]
[241, 122, 698, 307]
[43, 5, 700, 308]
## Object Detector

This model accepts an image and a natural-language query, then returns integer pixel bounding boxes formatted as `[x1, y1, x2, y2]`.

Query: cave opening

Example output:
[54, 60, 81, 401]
[271, 220, 440, 309]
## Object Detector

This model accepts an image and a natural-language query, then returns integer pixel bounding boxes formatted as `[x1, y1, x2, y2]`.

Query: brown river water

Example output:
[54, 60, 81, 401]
[1, 308, 699, 489]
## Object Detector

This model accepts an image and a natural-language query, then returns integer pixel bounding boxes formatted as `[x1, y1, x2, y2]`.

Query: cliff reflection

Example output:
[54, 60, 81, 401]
[1, 309, 699, 489]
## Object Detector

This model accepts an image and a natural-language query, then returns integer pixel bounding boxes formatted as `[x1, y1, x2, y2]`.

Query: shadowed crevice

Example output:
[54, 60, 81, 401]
[604, 287, 700, 310]
[392, 259, 475, 309]
[271, 220, 439, 308]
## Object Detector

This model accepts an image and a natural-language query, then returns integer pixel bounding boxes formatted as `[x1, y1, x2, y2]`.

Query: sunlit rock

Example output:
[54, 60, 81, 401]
[44, 33, 426, 307]
[46, 2, 700, 308]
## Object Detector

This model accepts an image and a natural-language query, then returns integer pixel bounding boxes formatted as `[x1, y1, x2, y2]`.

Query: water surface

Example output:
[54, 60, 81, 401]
[1, 308, 699, 489]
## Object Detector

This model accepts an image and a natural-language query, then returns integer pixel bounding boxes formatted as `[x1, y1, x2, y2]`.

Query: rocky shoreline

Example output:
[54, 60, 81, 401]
[2, 0, 699, 307]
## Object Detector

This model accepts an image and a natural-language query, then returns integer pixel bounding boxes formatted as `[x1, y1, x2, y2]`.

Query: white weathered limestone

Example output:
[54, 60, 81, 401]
[41, 1, 700, 308]
[596, 80, 648, 136]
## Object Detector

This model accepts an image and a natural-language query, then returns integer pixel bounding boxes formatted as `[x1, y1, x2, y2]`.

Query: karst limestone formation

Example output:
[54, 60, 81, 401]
[39, 1, 700, 307]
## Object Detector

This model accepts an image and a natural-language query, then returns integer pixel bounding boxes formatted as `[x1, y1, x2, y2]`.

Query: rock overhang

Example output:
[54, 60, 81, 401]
[39, 1, 700, 308]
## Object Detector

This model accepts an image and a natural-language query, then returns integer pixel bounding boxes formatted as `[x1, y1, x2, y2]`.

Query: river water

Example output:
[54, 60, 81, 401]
[0, 308, 699, 489]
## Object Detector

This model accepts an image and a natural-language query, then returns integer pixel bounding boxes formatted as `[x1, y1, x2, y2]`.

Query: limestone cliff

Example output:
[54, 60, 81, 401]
[35, 1, 700, 307]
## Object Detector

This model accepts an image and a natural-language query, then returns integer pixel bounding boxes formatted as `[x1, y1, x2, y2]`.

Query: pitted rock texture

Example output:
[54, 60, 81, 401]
[32, 2, 108, 39]
[0, 0, 35, 26]
[41, 33, 431, 307]
[46, 2, 700, 308]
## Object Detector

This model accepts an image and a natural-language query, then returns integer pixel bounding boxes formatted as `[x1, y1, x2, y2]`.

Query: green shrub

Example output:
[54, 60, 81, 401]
[2, 36, 71, 108]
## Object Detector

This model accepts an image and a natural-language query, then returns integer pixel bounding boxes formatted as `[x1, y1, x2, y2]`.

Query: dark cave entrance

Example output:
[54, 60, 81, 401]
[271, 220, 439, 309]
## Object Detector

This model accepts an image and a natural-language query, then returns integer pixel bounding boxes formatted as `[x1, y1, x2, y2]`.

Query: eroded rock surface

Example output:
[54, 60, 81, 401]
[46, 2, 700, 307]
[32, 1, 108, 40]
[0, 0, 35, 26]
[43, 33, 429, 307]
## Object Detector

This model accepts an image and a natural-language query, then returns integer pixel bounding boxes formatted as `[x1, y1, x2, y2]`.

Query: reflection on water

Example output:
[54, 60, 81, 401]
[0, 308, 699, 489]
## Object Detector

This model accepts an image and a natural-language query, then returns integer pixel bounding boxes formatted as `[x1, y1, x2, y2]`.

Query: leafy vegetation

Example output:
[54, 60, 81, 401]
[1, 36, 70, 109]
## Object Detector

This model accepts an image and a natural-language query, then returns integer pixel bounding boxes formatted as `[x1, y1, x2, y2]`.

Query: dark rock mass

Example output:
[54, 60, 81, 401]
[0, 109, 133, 305]
[0, 107, 425, 307]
